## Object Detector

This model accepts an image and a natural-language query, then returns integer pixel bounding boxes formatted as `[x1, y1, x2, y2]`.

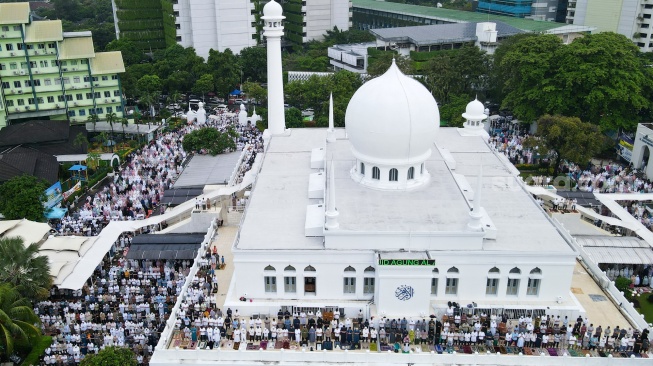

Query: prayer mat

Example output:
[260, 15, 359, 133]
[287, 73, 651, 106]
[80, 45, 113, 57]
[260, 341, 268, 350]
[180, 340, 190, 349]
[232, 342, 240, 350]
[524, 347, 533, 355]
[641, 353, 649, 358]
[619, 352, 628, 358]
[380, 345, 393, 352]
[499, 346, 507, 354]
[547, 348, 558, 356]
[420, 345, 430, 352]
[187, 341, 197, 350]
[598, 351, 607, 357]
[198, 341, 206, 349]
[435, 344, 443, 354]
[568, 349, 580, 357]
[172, 339, 182, 348]
[369, 343, 377, 352]
[463, 346, 473, 354]
[274, 341, 282, 350]
[282, 340, 290, 349]
[246, 343, 260, 351]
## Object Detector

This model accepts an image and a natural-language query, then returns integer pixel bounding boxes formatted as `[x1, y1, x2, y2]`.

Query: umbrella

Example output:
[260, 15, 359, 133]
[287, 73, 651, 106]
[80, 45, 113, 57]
[103, 140, 116, 147]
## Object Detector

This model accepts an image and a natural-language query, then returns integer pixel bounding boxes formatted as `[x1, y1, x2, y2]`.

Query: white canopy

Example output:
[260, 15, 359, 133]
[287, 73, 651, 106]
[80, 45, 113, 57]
[0, 220, 21, 235]
[2, 219, 51, 245]
[40, 236, 92, 253]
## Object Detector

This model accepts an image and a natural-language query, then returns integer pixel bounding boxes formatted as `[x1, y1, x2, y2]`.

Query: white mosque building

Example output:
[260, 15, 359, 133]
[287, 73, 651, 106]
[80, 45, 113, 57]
[221, 0, 582, 321]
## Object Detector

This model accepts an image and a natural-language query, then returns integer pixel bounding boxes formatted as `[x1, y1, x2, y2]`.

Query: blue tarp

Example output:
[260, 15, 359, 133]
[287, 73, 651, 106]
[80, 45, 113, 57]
[230, 89, 242, 96]
[69, 165, 87, 171]
[45, 207, 67, 220]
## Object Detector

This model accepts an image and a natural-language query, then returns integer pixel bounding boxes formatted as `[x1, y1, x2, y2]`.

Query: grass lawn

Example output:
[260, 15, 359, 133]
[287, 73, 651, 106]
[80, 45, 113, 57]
[635, 293, 653, 324]
[21, 335, 52, 366]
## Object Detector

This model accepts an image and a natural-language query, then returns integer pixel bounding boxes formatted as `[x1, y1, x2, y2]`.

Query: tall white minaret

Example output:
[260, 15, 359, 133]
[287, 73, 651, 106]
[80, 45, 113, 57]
[327, 92, 335, 142]
[262, 0, 286, 135]
[325, 161, 339, 230]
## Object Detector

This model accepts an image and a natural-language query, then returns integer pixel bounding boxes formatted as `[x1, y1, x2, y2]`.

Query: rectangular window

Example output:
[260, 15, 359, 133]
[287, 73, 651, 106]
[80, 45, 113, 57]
[0, 63, 4, 70]
[73, 76, 80, 83]
[92, 77, 98, 82]
[1, 26, 8, 32]
[102, 76, 109, 81]
[37, 43, 45, 49]
[44, 79, 52, 86]
[17, 43, 24, 50]
[47, 96, 54, 103]
[13, 26, 21, 31]
[94, 92, 100, 98]
[55, 78, 61, 85]
[116, 106, 123, 112]
[79, 109, 86, 116]
[284, 277, 296, 293]
[506, 278, 520, 296]
[57, 95, 65, 102]
[445, 278, 458, 295]
[68, 110, 76, 117]
[1, 82, 9, 89]
[89, 108, 95, 115]
[60, 61, 67, 67]
[76, 94, 83, 100]
[33, 79, 40, 87]
[17, 99, 24, 106]
[29, 61, 36, 68]
[24, 80, 31, 87]
[106, 106, 113, 114]
[431, 278, 438, 295]
[6, 100, 14, 107]
[71, 60, 78, 66]
[264, 276, 277, 293]
[5, 44, 13, 51]
[363, 277, 375, 294]
[28, 98, 35, 105]
[81, 59, 88, 64]
[20, 62, 27, 69]
[66, 95, 72, 101]
[486, 278, 499, 295]
[26, 44, 34, 50]
[527, 278, 540, 296]
[9, 63, 17, 70]
[53, 60, 59, 66]
[343, 277, 356, 294]
[39, 60, 49, 68]
[113, 90, 121, 97]
[96, 107, 103, 114]
[85, 92, 93, 99]
[36, 97, 43, 104]
[13, 81, 21, 88]
[104, 91, 111, 98]
[48, 43, 55, 49]
[83, 76, 91, 82]
[112, 75, 118, 80]
[62, 77, 70, 84]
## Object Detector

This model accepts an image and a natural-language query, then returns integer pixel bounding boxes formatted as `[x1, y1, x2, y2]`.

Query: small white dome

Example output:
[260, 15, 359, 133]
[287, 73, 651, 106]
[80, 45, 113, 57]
[262, 0, 283, 18]
[345, 60, 439, 165]
[462, 98, 487, 121]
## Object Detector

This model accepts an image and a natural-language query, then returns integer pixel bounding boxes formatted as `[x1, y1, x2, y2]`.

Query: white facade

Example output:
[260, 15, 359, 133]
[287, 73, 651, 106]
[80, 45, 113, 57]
[567, 0, 653, 52]
[174, 0, 257, 60]
[304, 0, 352, 41]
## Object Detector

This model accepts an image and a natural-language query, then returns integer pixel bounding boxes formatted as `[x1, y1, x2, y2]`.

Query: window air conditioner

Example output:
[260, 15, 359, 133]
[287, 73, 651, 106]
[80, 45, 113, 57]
[10, 52, 15, 56]
[56, 104, 60, 108]
[34, 70, 39, 74]
[19, 70, 25, 75]
[12, 71, 18, 75]
[105, 99, 109, 103]
[25, 106, 30, 110]
[72, 67, 77, 71]
[14, 108, 19, 112]
[74, 102, 78, 106]
[71, 86, 76, 89]
[111, 99, 116, 102]
[1, 34, 5, 38]
[17, 90, 23, 94]
[62, 68, 68, 71]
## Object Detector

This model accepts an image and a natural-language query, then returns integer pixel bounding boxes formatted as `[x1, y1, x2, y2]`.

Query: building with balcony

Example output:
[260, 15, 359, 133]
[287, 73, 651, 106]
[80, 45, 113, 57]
[111, 0, 169, 52]
[566, 0, 653, 52]
[282, 0, 352, 45]
[0, 2, 126, 129]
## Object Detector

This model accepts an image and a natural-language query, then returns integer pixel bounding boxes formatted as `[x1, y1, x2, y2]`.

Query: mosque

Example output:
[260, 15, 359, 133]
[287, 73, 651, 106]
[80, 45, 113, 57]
[222, 0, 582, 321]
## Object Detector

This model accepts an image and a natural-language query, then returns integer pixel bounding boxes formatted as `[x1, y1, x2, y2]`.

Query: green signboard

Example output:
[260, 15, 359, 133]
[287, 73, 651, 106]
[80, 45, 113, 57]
[378, 259, 436, 266]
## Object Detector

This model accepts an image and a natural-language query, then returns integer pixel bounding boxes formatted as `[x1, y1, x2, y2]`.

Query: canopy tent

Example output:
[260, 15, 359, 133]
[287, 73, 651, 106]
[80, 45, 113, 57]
[2, 219, 51, 245]
[229, 89, 242, 96]
[45, 207, 68, 220]
[574, 233, 653, 268]
[160, 188, 204, 206]
[126, 244, 199, 260]
[68, 165, 87, 171]
[0, 220, 21, 236]
[40, 236, 96, 256]
[556, 191, 601, 207]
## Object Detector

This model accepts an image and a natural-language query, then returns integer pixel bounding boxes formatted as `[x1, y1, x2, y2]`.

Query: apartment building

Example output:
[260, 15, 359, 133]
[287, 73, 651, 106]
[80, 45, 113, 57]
[282, 0, 352, 44]
[0, 2, 126, 129]
[566, 0, 653, 52]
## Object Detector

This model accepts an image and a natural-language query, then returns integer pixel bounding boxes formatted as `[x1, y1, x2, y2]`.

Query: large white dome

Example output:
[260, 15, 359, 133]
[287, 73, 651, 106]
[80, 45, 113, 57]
[345, 60, 439, 165]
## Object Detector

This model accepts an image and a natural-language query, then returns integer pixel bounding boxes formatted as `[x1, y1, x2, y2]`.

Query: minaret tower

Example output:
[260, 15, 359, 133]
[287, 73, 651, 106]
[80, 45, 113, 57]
[262, 0, 286, 135]
[327, 92, 336, 142]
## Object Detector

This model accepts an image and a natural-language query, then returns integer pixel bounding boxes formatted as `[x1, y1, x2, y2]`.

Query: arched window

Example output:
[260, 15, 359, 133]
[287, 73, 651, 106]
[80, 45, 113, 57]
[431, 268, 439, 295]
[264, 265, 276, 271]
[445, 267, 459, 295]
[433, 268, 439, 274]
[389, 168, 398, 181]
[304, 265, 316, 272]
[507, 268, 520, 296]
[284, 265, 296, 272]
[344, 266, 356, 272]
[343, 266, 356, 294]
[527, 268, 542, 296]
[509, 267, 521, 275]
[407, 167, 415, 180]
[372, 167, 380, 180]
[488, 267, 500, 275]
[420, 163, 424, 174]
[360, 162, 365, 175]
[486, 267, 499, 295]
[530, 268, 542, 276]
[364, 266, 375, 273]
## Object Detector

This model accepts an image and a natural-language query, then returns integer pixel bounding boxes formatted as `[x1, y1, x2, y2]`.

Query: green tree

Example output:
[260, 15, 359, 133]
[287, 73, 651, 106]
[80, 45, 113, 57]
[0, 238, 52, 302]
[87, 113, 99, 132]
[207, 49, 240, 98]
[105, 39, 145, 67]
[80, 346, 137, 366]
[242, 81, 267, 105]
[86, 152, 101, 171]
[181, 127, 238, 156]
[73, 132, 88, 151]
[439, 94, 470, 127]
[286, 107, 304, 128]
[105, 112, 117, 152]
[366, 52, 413, 77]
[0, 284, 41, 358]
[0, 175, 49, 222]
[120, 118, 129, 140]
[524, 115, 605, 176]
[192, 74, 215, 100]
[238, 46, 267, 82]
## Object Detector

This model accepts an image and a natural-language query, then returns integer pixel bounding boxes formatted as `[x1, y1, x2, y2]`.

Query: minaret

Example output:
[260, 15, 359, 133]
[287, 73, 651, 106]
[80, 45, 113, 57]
[262, 0, 286, 135]
[325, 161, 339, 230]
[467, 166, 484, 232]
[327, 93, 336, 142]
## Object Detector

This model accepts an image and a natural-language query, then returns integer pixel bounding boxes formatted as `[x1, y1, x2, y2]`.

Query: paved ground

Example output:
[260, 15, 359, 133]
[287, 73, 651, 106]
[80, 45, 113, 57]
[211, 225, 238, 309]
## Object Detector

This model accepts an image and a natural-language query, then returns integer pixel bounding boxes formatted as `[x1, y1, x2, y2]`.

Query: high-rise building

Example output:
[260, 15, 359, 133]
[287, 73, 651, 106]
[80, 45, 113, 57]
[111, 0, 169, 51]
[566, 0, 653, 52]
[281, 0, 352, 45]
[0, 3, 126, 129]
[477, 0, 560, 21]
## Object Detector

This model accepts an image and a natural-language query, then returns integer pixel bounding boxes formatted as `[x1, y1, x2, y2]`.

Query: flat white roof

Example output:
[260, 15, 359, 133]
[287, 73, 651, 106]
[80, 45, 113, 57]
[173, 152, 242, 188]
[237, 127, 575, 254]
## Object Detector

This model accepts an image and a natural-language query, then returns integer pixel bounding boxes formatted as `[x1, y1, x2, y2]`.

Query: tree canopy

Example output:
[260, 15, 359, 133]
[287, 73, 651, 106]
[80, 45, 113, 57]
[0, 237, 52, 302]
[0, 175, 49, 222]
[524, 115, 606, 176]
[80, 346, 137, 366]
[181, 127, 239, 156]
[496, 33, 651, 130]
[0, 285, 41, 358]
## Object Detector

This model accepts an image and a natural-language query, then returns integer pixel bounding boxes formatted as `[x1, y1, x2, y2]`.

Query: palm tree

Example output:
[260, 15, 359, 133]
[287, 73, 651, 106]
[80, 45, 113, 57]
[73, 132, 88, 152]
[105, 112, 117, 152]
[120, 118, 129, 141]
[0, 237, 52, 302]
[0, 285, 41, 357]
[86, 114, 100, 132]
[140, 93, 156, 126]
[167, 91, 181, 106]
